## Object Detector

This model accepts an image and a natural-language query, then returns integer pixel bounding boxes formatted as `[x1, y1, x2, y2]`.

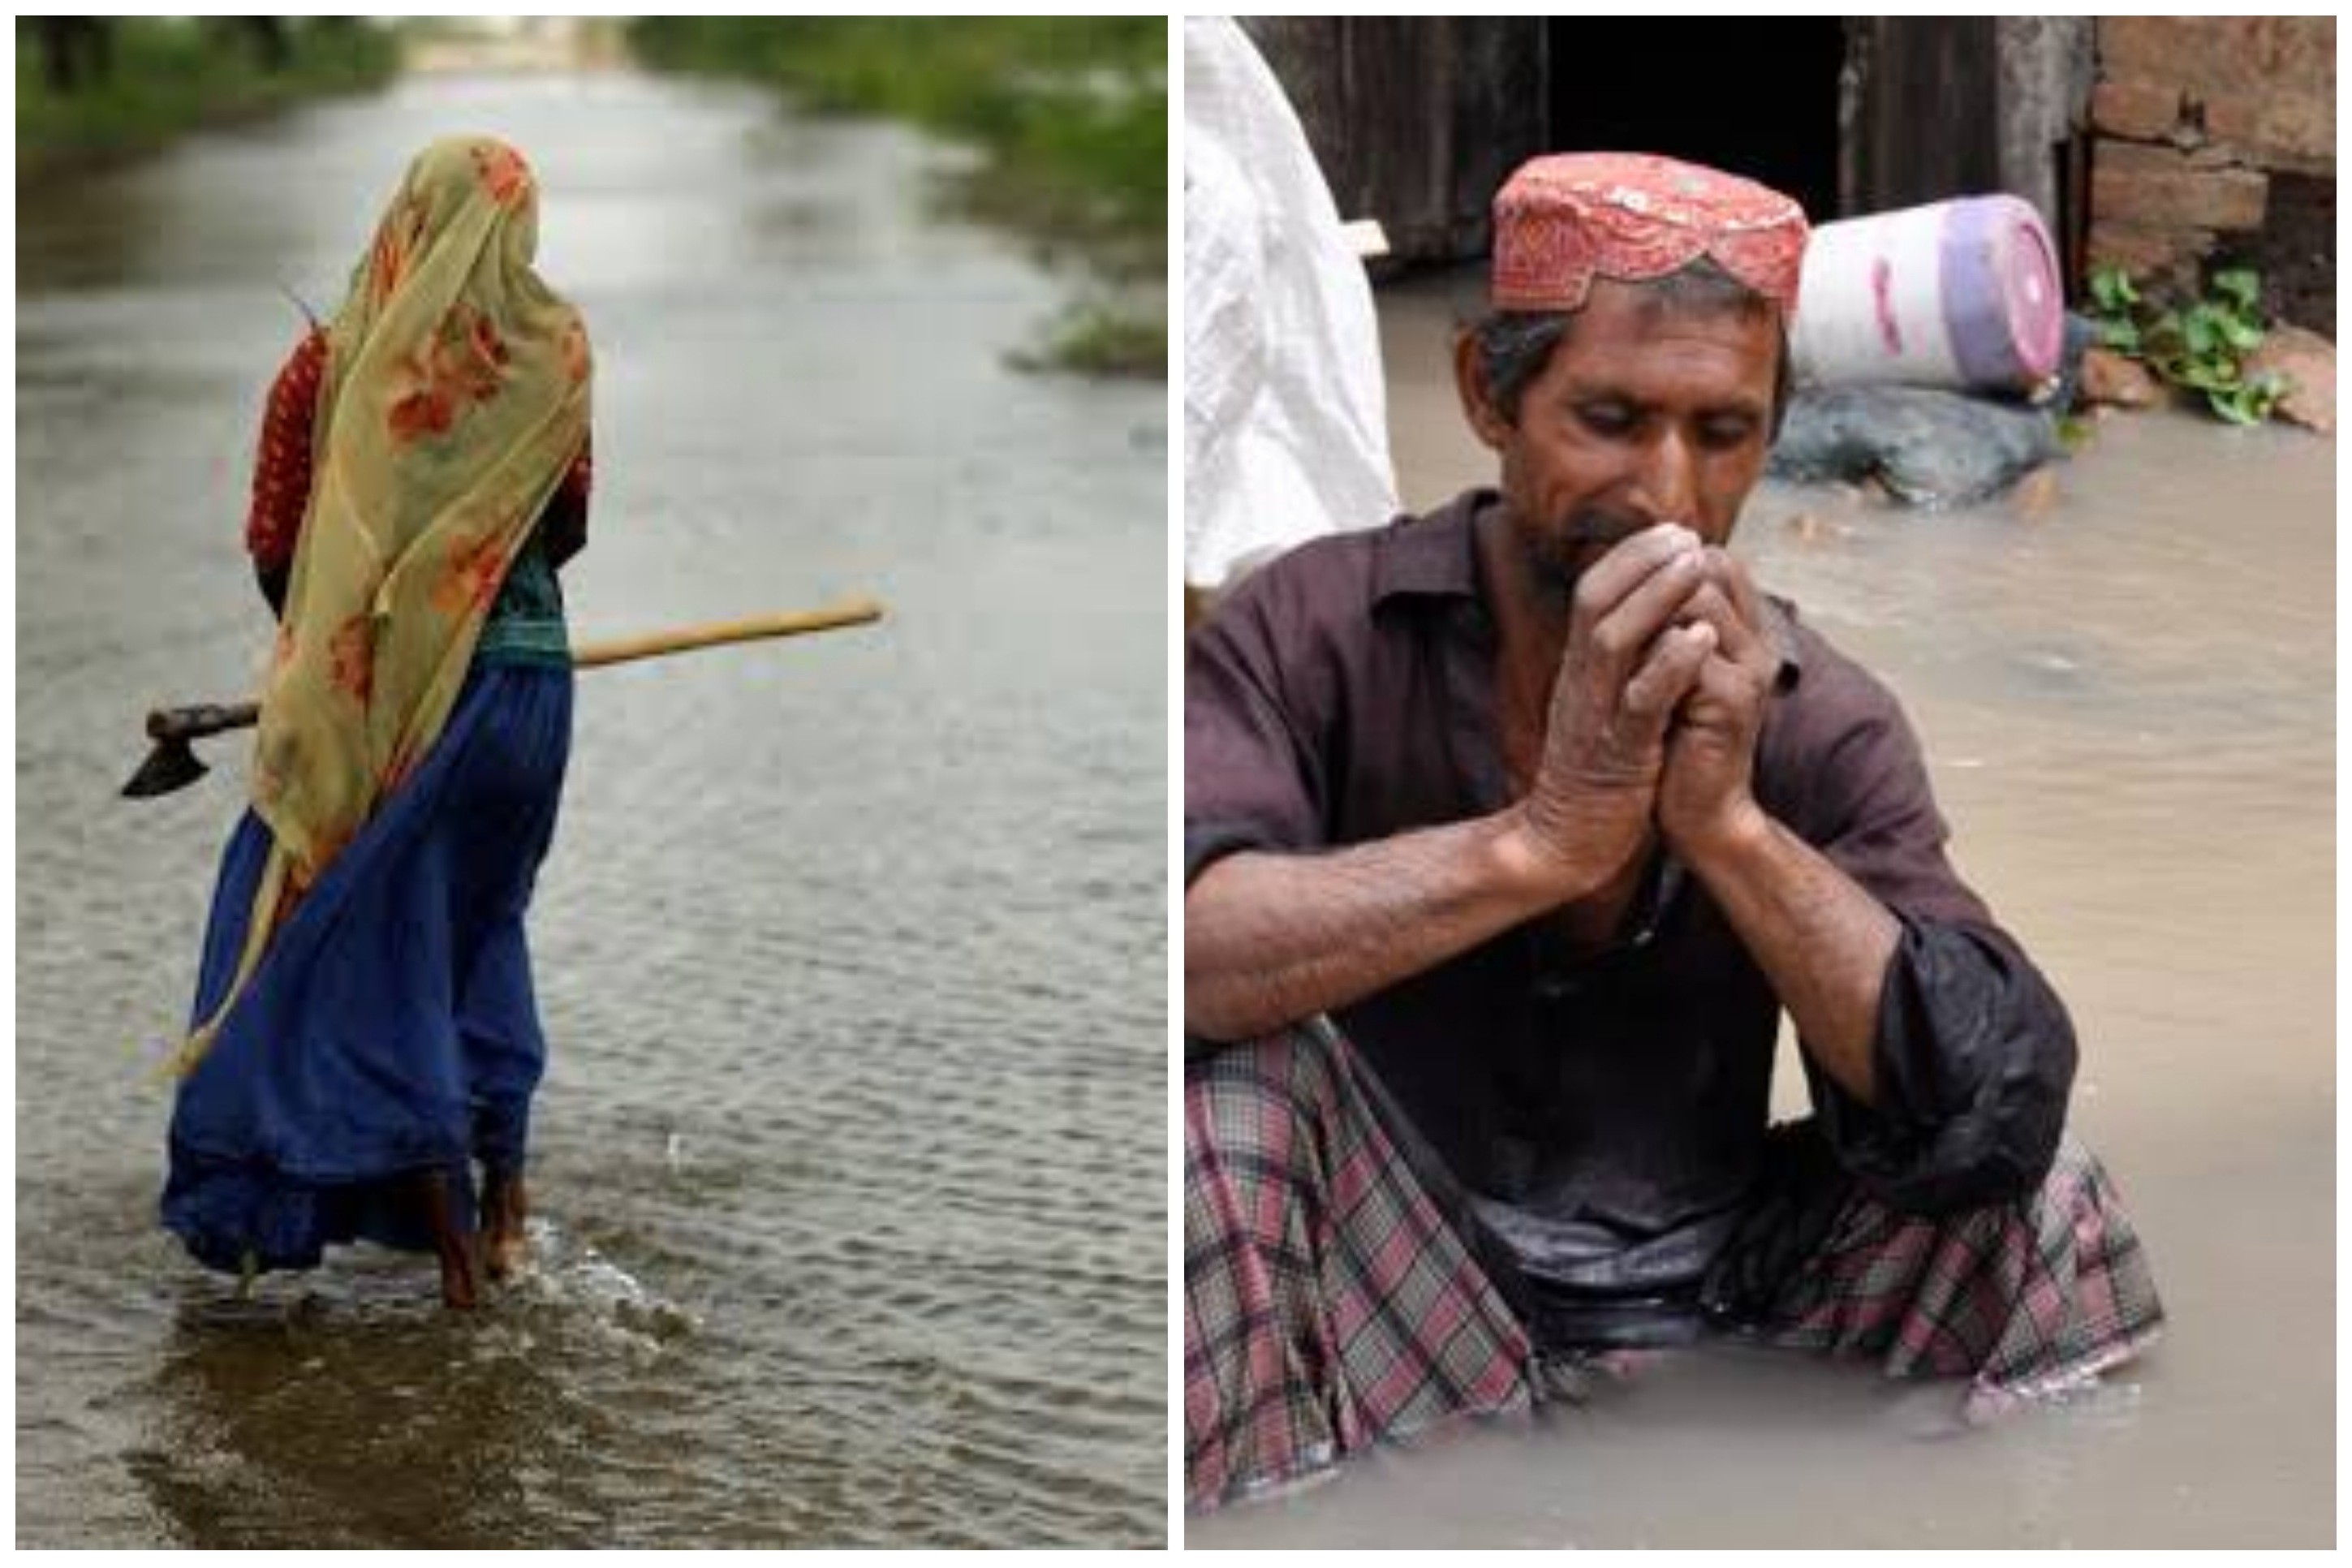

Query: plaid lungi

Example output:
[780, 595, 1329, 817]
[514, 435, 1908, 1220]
[1184, 1019, 2165, 1511]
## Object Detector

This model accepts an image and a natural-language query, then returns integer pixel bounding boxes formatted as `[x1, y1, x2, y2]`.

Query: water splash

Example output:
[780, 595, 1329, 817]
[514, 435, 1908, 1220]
[506, 1217, 699, 1348]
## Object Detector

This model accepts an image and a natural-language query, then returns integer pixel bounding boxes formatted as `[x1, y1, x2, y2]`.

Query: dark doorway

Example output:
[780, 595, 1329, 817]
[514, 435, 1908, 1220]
[1544, 19, 1846, 222]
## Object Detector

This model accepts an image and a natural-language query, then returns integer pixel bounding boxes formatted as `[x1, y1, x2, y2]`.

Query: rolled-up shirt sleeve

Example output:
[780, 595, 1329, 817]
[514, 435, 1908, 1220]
[1183, 566, 1333, 886]
[1777, 660, 2077, 1215]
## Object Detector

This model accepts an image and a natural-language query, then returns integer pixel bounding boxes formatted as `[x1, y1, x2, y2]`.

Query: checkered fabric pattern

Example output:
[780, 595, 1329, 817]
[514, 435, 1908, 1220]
[1183, 1020, 1534, 1510]
[1185, 1020, 2166, 1510]
[1725, 1133, 2167, 1420]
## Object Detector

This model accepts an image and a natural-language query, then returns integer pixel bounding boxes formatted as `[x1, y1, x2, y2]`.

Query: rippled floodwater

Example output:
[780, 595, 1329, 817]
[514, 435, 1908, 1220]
[18, 71, 1165, 1548]
[1193, 270, 2333, 1549]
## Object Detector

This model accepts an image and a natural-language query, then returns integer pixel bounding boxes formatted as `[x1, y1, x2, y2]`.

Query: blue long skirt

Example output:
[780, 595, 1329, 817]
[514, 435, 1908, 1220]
[162, 663, 573, 1275]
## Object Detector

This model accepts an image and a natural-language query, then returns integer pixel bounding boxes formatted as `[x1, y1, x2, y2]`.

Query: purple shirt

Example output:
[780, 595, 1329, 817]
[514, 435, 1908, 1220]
[1186, 490, 2075, 1286]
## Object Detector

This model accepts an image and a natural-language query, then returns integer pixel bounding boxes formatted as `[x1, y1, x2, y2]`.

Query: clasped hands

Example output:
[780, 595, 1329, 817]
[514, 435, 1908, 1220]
[1517, 522, 1777, 897]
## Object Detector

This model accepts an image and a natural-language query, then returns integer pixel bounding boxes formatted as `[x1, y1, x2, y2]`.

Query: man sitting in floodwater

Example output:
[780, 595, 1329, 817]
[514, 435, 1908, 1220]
[1182, 153, 2165, 1509]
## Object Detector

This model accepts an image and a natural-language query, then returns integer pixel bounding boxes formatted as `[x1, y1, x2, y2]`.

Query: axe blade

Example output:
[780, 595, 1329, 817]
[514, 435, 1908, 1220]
[121, 736, 211, 799]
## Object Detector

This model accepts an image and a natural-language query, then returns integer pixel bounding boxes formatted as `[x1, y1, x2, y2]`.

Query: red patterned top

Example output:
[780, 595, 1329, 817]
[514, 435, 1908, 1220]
[244, 329, 592, 575]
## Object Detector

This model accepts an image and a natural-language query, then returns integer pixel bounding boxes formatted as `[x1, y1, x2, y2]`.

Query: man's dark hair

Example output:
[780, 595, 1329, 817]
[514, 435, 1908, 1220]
[1468, 255, 1794, 437]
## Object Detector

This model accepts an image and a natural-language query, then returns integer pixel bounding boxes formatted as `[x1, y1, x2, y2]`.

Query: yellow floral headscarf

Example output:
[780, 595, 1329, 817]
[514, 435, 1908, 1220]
[177, 136, 592, 1073]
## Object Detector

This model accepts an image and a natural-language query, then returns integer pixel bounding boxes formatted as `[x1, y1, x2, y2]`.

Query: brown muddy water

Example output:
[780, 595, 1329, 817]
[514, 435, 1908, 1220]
[17, 72, 1165, 1547]
[1192, 270, 2333, 1549]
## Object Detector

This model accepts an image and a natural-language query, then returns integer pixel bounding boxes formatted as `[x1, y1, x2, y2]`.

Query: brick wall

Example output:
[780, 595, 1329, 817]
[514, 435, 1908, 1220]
[2086, 15, 2334, 334]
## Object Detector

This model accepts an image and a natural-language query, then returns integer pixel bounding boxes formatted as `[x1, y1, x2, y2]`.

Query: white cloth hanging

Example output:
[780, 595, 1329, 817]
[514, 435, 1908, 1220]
[1184, 17, 1398, 595]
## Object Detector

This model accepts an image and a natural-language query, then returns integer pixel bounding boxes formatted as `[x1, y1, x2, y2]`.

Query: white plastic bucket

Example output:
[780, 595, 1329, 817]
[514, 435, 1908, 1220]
[1790, 194, 2065, 393]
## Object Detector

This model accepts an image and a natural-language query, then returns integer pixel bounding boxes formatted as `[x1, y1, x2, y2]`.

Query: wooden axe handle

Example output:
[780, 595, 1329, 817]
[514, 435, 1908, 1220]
[572, 597, 884, 669]
[146, 701, 261, 743]
[140, 600, 885, 743]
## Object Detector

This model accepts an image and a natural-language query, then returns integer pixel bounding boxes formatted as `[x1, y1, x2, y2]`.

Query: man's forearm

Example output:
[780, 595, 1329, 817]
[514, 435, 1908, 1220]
[1184, 812, 1587, 1043]
[1678, 805, 1899, 1105]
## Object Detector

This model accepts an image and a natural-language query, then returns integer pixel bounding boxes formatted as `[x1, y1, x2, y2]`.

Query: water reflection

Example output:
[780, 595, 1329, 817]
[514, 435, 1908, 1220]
[19, 68, 1165, 1549]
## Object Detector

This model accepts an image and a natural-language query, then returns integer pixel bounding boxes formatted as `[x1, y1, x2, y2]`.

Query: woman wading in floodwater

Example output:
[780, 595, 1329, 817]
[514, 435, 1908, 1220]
[162, 135, 593, 1307]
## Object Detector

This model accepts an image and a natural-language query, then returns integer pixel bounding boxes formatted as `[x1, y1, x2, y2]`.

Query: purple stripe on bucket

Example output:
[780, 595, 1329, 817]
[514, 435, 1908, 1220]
[1939, 196, 2029, 388]
[2003, 212, 2065, 380]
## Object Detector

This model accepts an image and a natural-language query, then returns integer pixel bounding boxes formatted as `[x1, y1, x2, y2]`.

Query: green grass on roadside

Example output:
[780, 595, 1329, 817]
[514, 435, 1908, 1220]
[627, 18, 1166, 376]
[1015, 304, 1168, 380]
[17, 19, 399, 183]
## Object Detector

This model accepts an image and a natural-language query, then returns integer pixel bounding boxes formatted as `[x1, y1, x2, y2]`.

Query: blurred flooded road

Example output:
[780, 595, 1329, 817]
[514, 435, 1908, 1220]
[1195, 269, 2333, 1549]
[19, 71, 1165, 1547]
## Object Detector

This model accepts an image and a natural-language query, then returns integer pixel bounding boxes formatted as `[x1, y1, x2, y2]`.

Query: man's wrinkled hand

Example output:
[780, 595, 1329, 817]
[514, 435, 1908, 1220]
[1517, 523, 1717, 895]
[1657, 548, 1777, 860]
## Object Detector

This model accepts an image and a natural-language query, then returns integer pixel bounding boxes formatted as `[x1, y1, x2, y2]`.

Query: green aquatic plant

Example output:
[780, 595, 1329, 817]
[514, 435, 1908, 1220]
[2087, 263, 2290, 425]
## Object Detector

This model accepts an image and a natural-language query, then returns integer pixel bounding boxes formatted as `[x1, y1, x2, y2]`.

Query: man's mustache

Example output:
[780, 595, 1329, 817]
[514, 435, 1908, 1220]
[1557, 508, 1660, 549]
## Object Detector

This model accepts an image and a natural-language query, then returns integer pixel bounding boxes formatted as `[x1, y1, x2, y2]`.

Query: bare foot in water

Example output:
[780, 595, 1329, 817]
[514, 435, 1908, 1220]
[483, 1169, 530, 1284]
[415, 1170, 481, 1310]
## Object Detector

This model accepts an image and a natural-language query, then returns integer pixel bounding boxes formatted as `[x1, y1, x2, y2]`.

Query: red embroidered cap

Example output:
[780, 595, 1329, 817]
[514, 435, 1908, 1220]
[1492, 152, 1809, 318]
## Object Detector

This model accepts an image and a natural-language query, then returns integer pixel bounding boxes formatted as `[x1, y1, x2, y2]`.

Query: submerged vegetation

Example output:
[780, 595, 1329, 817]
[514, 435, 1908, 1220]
[16, 18, 399, 183]
[626, 18, 1166, 378]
